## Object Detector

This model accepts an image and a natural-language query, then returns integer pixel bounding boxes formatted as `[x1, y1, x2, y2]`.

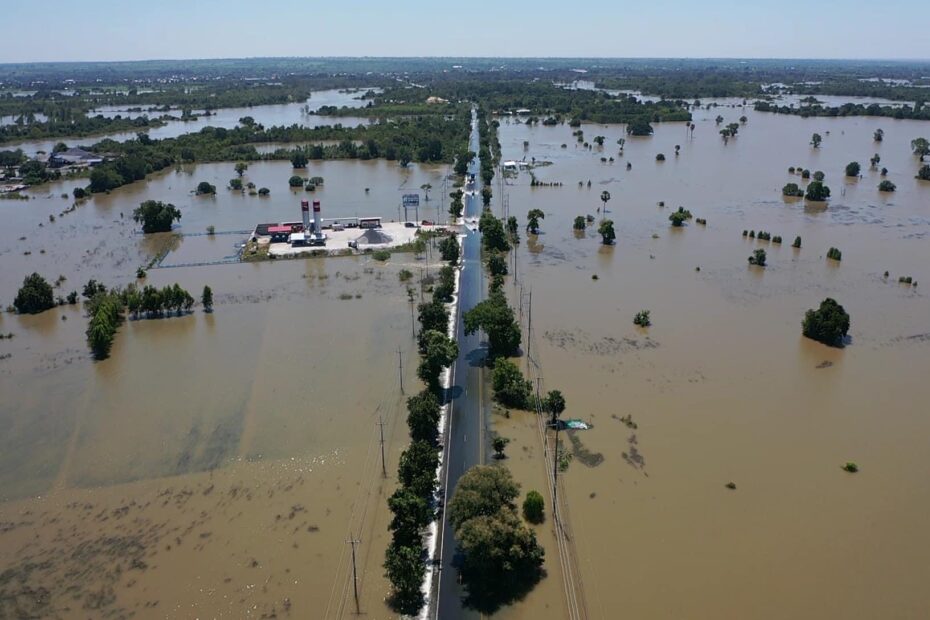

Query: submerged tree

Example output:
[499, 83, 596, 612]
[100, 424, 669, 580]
[526, 209, 545, 234]
[598, 219, 616, 245]
[13, 273, 55, 314]
[802, 298, 850, 347]
[811, 133, 822, 148]
[201, 285, 213, 312]
[845, 162, 861, 177]
[133, 200, 181, 233]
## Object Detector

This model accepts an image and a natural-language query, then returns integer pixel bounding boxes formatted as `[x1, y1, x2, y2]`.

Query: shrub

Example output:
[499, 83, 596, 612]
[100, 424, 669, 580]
[748, 248, 767, 266]
[792, 236, 802, 248]
[655, 153, 666, 161]
[845, 162, 860, 177]
[13, 273, 55, 314]
[633, 310, 651, 327]
[805, 181, 831, 201]
[801, 169, 811, 179]
[258, 187, 270, 196]
[288, 175, 305, 187]
[782, 183, 804, 197]
[813, 170, 825, 182]
[573, 216, 586, 231]
[229, 178, 243, 191]
[827, 247, 842, 261]
[917, 165, 930, 181]
[878, 180, 896, 192]
[398, 268, 413, 282]
[668, 207, 692, 227]
[492, 358, 532, 409]
[802, 298, 850, 347]
[598, 219, 616, 244]
[73, 187, 87, 199]
[843, 462, 859, 473]
[195, 181, 216, 195]
[523, 491, 545, 524]
[372, 249, 391, 261]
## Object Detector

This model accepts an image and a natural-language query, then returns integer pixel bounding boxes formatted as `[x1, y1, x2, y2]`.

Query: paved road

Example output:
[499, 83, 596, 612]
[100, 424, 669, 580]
[435, 111, 486, 620]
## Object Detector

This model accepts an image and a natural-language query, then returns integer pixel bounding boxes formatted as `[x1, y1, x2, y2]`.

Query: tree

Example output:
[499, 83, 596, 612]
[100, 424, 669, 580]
[234, 162, 247, 177]
[813, 170, 825, 182]
[399, 149, 413, 167]
[479, 211, 510, 253]
[481, 185, 493, 207]
[782, 183, 804, 197]
[873, 128, 884, 142]
[418, 300, 449, 350]
[448, 189, 465, 220]
[73, 186, 87, 199]
[917, 165, 930, 181]
[748, 248, 767, 266]
[715, 115, 724, 124]
[626, 118, 653, 136]
[492, 436, 510, 459]
[201, 285, 213, 312]
[668, 206, 692, 227]
[195, 181, 216, 195]
[845, 162, 861, 177]
[656, 153, 666, 161]
[600, 190, 611, 212]
[89, 166, 124, 193]
[491, 358, 532, 409]
[522, 491, 545, 524]
[290, 151, 308, 168]
[526, 209, 544, 234]
[506, 216, 520, 244]
[417, 330, 458, 391]
[438, 236, 460, 265]
[802, 298, 850, 347]
[792, 236, 802, 249]
[633, 310, 652, 327]
[486, 252, 508, 277]
[407, 390, 441, 444]
[912, 137, 929, 159]
[398, 440, 439, 499]
[229, 178, 243, 191]
[805, 181, 831, 201]
[133, 200, 181, 233]
[288, 175, 304, 187]
[13, 273, 55, 314]
[593, 135, 605, 146]
[258, 187, 270, 196]
[811, 133, 822, 148]
[384, 542, 425, 615]
[878, 180, 896, 192]
[598, 219, 616, 245]
[448, 466, 520, 532]
[463, 290, 521, 358]
[827, 247, 842, 261]
[573, 216, 586, 231]
[544, 390, 566, 426]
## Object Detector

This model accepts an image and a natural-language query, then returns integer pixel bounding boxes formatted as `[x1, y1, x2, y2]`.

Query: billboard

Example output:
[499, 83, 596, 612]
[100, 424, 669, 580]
[402, 194, 420, 208]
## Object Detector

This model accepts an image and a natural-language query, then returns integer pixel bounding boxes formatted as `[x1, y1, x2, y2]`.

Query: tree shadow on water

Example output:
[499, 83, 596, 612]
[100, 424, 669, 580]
[461, 565, 547, 614]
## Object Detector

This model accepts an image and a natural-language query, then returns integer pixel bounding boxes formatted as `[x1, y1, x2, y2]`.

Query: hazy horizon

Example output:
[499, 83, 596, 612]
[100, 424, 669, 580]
[1, 0, 927, 64]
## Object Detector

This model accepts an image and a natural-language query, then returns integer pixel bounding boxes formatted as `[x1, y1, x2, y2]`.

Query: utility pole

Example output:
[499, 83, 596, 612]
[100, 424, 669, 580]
[526, 288, 532, 373]
[378, 414, 386, 478]
[397, 347, 404, 394]
[348, 537, 361, 614]
[552, 421, 560, 523]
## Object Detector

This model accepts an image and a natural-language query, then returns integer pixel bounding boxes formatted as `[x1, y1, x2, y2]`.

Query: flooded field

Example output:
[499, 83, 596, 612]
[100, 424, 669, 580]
[4, 88, 377, 156]
[494, 106, 930, 618]
[0, 160, 445, 618]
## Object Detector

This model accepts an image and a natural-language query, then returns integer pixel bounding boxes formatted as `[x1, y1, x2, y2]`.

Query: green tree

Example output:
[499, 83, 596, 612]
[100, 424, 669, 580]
[486, 252, 508, 277]
[912, 137, 929, 158]
[669, 207, 692, 227]
[811, 133, 822, 148]
[479, 211, 511, 253]
[384, 542, 425, 615]
[448, 466, 520, 532]
[229, 178, 243, 191]
[398, 441, 439, 499]
[407, 390, 442, 445]
[491, 358, 532, 409]
[598, 219, 616, 245]
[917, 165, 930, 181]
[417, 330, 458, 392]
[633, 310, 652, 327]
[420, 183, 432, 201]
[195, 181, 216, 195]
[873, 128, 884, 142]
[288, 175, 304, 187]
[481, 185, 493, 207]
[845, 161, 861, 177]
[13, 273, 55, 314]
[89, 166, 124, 193]
[573, 216, 586, 231]
[802, 298, 850, 347]
[133, 200, 181, 233]
[492, 436, 510, 459]
[201, 285, 213, 312]
[813, 170, 825, 182]
[748, 248, 767, 266]
[526, 209, 544, 234]
[290, 151, 308, 168]
[417, 300, 449, 351]
[544, 390, 566, 426]
[234, 161, 247, 177]
[626, 118, 653, 136]
[593, 135, 605, 146]
[463, 290, 521, 358]
[805, 181, 831, 201]
[878, 180, 896, 192]
[782, 183, 804, 197]
[438, 236, 460, 265]
[522, 490, 545, 524]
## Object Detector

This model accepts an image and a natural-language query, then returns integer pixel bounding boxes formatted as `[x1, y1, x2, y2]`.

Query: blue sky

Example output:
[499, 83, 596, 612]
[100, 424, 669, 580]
[0, 0, 925, 63]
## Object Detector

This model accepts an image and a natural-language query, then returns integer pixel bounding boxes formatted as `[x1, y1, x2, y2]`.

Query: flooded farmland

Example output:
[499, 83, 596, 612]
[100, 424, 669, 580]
[494, 105, 930, 618]
[0, 158, 448, 618]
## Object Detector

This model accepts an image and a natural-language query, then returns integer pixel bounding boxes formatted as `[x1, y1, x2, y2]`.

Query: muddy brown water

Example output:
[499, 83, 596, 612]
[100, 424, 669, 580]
[0, 160, 448, 618]
[491, 106, 930, 618]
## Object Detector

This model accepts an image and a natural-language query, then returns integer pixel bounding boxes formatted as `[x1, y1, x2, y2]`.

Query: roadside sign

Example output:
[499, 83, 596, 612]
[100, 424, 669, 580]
[402, 194, 420, 207]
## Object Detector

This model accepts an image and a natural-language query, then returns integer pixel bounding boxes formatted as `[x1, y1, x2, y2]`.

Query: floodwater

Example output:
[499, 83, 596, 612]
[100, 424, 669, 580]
[3, 89, 377, 156]
[492, 107, 930, 618]
[0, 160, 447, 618]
